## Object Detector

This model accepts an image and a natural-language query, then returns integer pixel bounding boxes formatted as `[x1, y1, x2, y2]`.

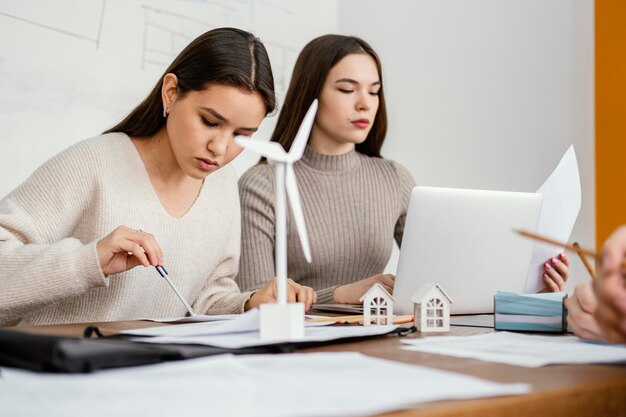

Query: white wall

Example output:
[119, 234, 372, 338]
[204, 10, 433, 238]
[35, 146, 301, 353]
[0, 0, 595, 291]
[339, 0, 595, 290]
[0, 0, 337, 195]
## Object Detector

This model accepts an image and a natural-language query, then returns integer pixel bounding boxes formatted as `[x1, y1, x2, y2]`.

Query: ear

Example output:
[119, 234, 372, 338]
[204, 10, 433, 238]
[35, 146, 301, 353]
[161, 73, 179, 112]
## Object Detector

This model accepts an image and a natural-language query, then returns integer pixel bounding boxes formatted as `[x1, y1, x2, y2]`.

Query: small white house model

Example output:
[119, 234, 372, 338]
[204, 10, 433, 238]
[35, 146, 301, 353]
[359, 283, 394, 326]
[411, 283, 454, 332]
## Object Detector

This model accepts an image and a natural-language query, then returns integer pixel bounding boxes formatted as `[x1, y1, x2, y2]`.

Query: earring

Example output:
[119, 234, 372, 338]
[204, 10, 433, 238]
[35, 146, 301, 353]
[163, 106, 168, 118]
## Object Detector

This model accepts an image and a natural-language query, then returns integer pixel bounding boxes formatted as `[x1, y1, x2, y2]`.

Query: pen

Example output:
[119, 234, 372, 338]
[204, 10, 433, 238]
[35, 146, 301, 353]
[155, 265, 196, 317]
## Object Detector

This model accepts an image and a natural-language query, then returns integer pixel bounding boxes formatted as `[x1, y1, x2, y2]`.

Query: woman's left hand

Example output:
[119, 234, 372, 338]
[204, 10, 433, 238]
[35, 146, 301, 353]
[245, 277, 317, 312]
[541, 252, 570, 292]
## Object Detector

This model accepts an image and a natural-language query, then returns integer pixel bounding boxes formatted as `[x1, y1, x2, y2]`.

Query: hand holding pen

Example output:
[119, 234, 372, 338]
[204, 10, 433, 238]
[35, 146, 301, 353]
[96, 226, 196, 316]
[96, 226, 163, 276]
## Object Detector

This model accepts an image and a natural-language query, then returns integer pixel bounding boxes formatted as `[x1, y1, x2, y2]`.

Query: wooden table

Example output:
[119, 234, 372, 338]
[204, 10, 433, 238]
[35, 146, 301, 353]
[8, 321, 626, 417]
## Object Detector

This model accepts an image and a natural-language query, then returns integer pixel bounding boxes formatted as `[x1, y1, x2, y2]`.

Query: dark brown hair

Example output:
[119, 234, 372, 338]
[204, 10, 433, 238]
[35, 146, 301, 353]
[105, 27, 276, 137]
[269, 34, 387, 158]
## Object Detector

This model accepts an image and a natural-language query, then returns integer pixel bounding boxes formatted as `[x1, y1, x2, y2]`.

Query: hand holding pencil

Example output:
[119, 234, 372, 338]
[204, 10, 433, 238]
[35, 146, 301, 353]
[593, 226, 626, 343]
[520, 227, 626, 344]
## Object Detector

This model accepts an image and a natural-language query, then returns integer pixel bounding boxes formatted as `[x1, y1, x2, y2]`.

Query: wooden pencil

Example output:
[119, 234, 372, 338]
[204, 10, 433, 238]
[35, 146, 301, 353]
[515, 229, 597, 259]
[573, 242, 597, 280]
[515, 229, 626, 272]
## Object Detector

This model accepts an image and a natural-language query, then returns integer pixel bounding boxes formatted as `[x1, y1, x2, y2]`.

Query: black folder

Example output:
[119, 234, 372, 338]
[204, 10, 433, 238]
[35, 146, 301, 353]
[0, 326, 411, 373]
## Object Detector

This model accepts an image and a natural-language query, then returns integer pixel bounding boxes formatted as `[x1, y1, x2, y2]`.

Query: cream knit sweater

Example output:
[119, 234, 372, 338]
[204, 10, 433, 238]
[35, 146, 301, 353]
[237, 146, 415, 303]
[0, 133, 251, 326]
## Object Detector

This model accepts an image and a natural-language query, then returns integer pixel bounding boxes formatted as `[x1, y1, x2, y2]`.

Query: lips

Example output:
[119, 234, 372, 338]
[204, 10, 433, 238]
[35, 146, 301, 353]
[196, 157, 219, 172]
[351, 119, 370, 129]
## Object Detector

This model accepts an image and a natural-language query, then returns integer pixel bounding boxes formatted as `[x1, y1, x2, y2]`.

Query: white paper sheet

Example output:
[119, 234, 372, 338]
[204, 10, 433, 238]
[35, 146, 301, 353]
[136, 324, 398, 349]
[123, 309, 262, 337]
[142, 314, 238, 323]
[402, 331, 626, 367]
[0, 352, 530, 417]
[525, 145, 581, 292]
[125, 309, 330, 338]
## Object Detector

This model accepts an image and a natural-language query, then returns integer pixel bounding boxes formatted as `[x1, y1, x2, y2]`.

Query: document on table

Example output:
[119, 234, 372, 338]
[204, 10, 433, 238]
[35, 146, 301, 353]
[125, 309, 377, 348]
[525, 145, 581, 293]
[142, 314, 239, 323]
[136, 324, 398, 349]
[1, 352, 530, 417]
[124, 309, 263, 337]
[402, 331, 626, 367]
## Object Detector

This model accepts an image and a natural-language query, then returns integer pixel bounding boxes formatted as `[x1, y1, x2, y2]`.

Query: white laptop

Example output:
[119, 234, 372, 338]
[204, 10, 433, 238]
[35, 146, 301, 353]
[392, 186, 542, 315]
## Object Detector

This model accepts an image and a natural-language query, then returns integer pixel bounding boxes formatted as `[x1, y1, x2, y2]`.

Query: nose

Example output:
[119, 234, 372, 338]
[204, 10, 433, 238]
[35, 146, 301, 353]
[207, 129, 230, 157]
[356, 91, 372, 112]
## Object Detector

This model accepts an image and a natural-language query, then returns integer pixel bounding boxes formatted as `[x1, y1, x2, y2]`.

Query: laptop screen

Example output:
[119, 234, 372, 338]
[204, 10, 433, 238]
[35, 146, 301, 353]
[392, 186, 542, 315]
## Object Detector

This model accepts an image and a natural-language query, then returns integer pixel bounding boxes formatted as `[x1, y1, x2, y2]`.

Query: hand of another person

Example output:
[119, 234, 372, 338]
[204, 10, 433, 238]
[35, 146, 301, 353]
[594, 226, 626, 343]
[245, 277, 317, 312]
[332, 273, 395, 305]
[540, 253, 570, 292]
[96, 226, 163, 276]
[565, 282, 610, 342]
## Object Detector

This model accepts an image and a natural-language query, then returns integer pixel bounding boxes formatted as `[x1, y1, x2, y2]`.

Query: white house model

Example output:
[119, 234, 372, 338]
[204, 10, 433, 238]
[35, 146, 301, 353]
[359, 283, 394, 326]
[411, 283, 454, 332]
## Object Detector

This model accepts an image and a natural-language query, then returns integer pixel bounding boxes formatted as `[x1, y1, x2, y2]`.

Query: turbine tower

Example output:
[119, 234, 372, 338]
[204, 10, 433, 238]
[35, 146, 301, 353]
[235, 99, 318, 339]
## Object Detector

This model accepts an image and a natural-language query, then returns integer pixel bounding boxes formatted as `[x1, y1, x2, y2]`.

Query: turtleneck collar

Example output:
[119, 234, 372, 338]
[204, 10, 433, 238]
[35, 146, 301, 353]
[299, 146, 361, 173]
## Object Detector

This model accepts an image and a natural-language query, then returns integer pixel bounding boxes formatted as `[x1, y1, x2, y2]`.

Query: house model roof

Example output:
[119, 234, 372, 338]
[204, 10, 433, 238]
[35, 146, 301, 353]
[359, 283, 395, 302]
[410, 282, 454, 304]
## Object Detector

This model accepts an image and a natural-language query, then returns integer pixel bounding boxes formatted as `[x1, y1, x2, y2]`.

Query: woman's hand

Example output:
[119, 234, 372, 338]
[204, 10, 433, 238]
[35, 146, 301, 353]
[594, 226, 626, 343]
[333, 273, 395, 304]
[541, 253, 570, 292]
[245, 278, 317, 312]
[565, 282, 610, 342]
[96, 226, 163, 276]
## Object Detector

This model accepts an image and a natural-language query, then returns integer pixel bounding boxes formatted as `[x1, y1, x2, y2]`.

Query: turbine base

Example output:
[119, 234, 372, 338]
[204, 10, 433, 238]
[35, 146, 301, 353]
[259, 303, 305, 340]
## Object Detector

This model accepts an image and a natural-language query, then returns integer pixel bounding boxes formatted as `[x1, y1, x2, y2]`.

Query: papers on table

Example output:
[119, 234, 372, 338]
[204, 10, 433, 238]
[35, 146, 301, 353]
[143, 314, 239, 323]
[123, 309, 389, 349]
[126, 309, 262, 337]
[525, 145, 581, 292]
[402, 331, 626, 367]
[0, 352, 530, 417]
[138, 324, 398, 349]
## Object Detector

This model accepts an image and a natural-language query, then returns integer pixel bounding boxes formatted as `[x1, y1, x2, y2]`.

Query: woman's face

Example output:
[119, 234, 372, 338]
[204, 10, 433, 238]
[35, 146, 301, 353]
[310, 53, 380, 154]
[165, 81, 266, 179]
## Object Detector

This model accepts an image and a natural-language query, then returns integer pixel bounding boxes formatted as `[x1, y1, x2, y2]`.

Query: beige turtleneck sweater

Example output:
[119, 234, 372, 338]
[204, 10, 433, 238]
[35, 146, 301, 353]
[0, 133, 251, 326]
[237, 146, 416, 303]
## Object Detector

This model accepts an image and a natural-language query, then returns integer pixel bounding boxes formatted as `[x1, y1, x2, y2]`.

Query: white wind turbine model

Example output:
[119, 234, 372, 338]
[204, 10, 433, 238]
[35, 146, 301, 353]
[235, 99, 318, 340]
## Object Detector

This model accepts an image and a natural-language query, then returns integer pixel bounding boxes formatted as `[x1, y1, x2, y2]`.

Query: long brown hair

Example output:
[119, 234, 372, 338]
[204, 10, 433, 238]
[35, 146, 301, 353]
[105, 27, 276, 136]
[269, 34, 387, 158]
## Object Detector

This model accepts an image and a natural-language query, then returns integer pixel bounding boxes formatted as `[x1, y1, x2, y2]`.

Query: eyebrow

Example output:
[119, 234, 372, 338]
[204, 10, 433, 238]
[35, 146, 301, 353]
[199, 107, 258, 133]
[334, 78, 381, 87]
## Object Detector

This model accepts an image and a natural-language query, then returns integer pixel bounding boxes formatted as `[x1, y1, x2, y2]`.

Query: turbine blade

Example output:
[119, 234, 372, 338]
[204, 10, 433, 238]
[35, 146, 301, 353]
[285, 164, 312, 263]
[287, 99, 318, 162]
[235, 136, 288, 161]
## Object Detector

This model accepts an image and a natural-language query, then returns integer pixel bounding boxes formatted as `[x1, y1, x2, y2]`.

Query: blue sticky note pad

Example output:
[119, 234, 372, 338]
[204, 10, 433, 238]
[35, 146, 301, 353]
[494, 291, 567, 333]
